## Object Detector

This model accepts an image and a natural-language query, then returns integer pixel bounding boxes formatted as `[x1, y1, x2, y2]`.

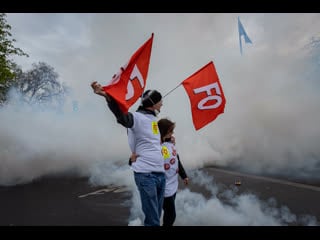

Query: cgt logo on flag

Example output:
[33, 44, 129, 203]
[102, 33, 154, 113]
[238, 16, 252, 55]
[182, 61, 226, 131]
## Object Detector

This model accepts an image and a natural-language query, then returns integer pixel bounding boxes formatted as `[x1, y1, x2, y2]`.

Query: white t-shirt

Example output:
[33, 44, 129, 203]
[162, 141, 179, 197]
[128, 112, 164, 173]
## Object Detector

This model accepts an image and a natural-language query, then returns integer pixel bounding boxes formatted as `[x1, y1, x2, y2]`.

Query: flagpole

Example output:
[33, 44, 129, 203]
[163, 82, 182, 98]
[238, 16, 243, 56]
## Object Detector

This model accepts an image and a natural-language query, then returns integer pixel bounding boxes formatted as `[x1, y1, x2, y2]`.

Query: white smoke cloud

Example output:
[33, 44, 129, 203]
[2, 13, 320, 225]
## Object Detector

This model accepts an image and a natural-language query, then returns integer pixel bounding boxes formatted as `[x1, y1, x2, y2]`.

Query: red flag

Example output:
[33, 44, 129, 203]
[102, 33, 154, 113]
[182, 61, 226, 131]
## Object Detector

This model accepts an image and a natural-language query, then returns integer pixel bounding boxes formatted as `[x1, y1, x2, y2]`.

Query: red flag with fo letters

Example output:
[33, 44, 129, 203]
[182, 61, 226, 131]
[102, 33, 154, 113]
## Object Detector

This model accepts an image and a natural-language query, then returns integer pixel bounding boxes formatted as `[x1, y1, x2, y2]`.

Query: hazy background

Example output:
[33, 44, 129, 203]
[1, 13, 319, 225]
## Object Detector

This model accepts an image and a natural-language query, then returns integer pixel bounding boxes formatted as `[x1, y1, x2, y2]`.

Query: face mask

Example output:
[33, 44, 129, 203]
[154, 109, 160, 116]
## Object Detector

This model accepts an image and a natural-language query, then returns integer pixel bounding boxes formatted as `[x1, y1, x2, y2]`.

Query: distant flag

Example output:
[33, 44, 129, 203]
[238, 16, 252, 55]
[102, 33, 154, 113]
[181, 61, 226, 131]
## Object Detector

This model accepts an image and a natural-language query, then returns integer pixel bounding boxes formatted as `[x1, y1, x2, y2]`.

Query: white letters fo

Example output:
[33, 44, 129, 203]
[125, 65, 144, 100]
[111, 64, 144, 101]
[193, 82, 222, 110]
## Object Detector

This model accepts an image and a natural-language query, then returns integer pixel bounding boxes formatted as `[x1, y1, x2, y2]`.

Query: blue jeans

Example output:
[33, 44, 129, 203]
[134, 172, 166, 226]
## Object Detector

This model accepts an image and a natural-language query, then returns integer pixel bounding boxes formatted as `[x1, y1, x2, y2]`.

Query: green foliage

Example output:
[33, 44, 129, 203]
[0, 13, 28, 104]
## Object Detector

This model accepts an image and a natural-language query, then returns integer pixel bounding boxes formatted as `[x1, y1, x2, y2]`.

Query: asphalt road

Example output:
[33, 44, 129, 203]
[1, 167, 320, 229]
[188, 167, 320, 224]
[0, 177, 131, 226]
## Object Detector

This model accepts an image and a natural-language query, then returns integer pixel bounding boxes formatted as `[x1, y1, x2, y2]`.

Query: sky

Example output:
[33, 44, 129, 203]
[1, 13, 320, 226]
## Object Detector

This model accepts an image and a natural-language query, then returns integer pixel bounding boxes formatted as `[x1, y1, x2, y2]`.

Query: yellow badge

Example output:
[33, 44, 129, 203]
[161, 146, 170, 159]
[152, 121, 159, 134]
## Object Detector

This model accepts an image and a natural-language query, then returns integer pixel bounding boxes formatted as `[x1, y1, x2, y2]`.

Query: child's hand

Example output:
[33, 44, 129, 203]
[183, 177, 189, 185]
[130, 152, 139, 162]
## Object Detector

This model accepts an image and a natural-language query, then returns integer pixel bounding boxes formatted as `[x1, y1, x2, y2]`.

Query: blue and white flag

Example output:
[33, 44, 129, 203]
[238, 17, 252, 55]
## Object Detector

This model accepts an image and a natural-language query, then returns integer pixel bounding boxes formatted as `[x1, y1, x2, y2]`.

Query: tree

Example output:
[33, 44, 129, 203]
[303, 36, 320, 84]
[14, 61, 70, 112]
[0, 13, 29, 104]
